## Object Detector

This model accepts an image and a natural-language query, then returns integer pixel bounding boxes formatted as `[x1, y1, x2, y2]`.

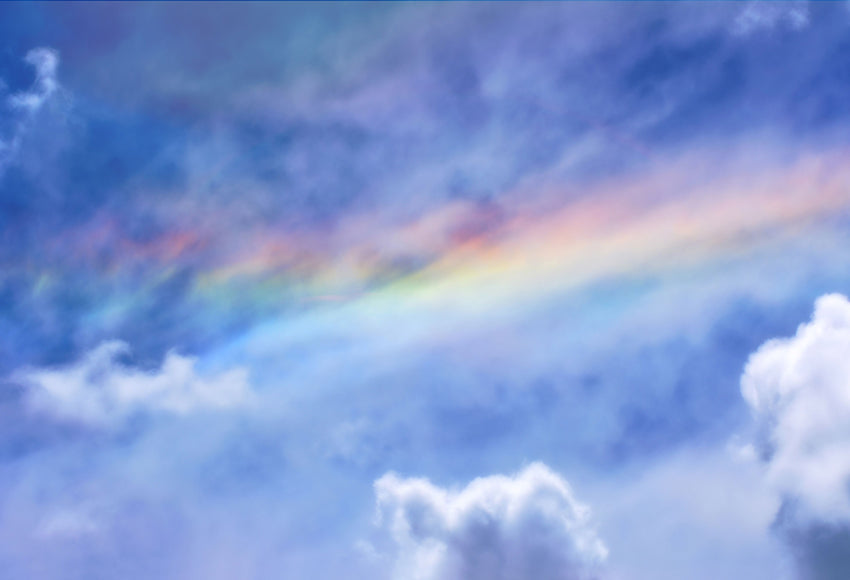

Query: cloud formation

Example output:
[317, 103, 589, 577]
[733, 1, 810, 35]
[1, 4, 850, 578]
[8, 48, 60, 112]
[0, 47, 64, 179]
[373, 463, 607, 580]
[16, 340, 251, 427]
[742, 294, 850, 523]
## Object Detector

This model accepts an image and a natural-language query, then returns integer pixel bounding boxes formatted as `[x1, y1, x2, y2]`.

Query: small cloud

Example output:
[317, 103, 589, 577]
[15, 340, 253, 428]
[0, 47, 64, 178]
[8, 48, 60, 112]
[371, 463, 607, 580]
[325, 418, 386, 469]
[726, 436, 758, 464]
[733, 1, 810, 36]
[36, 508, 101, 539]
[741, 294, 850, 523]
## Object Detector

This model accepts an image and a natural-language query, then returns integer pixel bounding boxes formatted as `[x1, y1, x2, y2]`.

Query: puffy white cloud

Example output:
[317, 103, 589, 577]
[741, 293, 850, 522]
[16, 341, 252, 427]
[372, 463, 607, 580]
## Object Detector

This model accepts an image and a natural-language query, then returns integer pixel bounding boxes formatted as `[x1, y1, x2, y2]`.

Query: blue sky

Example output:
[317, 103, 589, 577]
[2, 2, 850, 579]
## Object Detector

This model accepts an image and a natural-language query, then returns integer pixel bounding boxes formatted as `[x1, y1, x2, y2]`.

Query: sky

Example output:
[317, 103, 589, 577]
[1, 1, 850, 578]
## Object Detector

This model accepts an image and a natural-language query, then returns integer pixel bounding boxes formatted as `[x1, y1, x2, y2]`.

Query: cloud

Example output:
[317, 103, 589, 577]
[741, 294, 850, 578]
[733, 1, 810, 36]
[15, 340, 252, 427]
[8, 48, 60, 112]
[742, 293, 850, 523]
[372, 463, 607, 580]
[589, 445, 785, 580]
[36, 508, 101, 539]
[0, 47, 64, 178]
[773, 507, 850, 580]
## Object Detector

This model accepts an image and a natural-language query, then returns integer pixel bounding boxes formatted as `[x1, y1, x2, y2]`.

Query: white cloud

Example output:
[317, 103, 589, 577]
[0, 47, 64, 177]
[16, 341, 252, 427]
[36, 508, 101, 539]
[8, 48, 60, 112]
[741, 294, 850, 522]
[733, 1, 809, 36]
[372, 463, 607, 580]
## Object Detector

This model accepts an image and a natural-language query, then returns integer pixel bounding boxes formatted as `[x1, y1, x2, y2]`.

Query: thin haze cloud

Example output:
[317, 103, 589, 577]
[0, 3, 847, 579]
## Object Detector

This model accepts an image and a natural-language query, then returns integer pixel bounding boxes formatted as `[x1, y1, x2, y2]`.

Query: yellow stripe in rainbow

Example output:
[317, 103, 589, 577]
[38, 146, 850, 340]
[190, 146, 850, 368]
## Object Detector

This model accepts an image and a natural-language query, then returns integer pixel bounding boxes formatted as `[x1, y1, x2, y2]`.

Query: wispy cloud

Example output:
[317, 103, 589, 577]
[15, 340, 252, 428]
[0, 47, 66, 179]
[8, 48, 60, 112]
[732, 1, 810, 36]
[0, 3, 850, 578]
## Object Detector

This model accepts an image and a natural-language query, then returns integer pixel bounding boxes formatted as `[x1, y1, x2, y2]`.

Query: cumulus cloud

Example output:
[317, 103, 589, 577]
[15, 341, 252, 427]
[741, 293, 850, 523]
[372, 463, 607, 580]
